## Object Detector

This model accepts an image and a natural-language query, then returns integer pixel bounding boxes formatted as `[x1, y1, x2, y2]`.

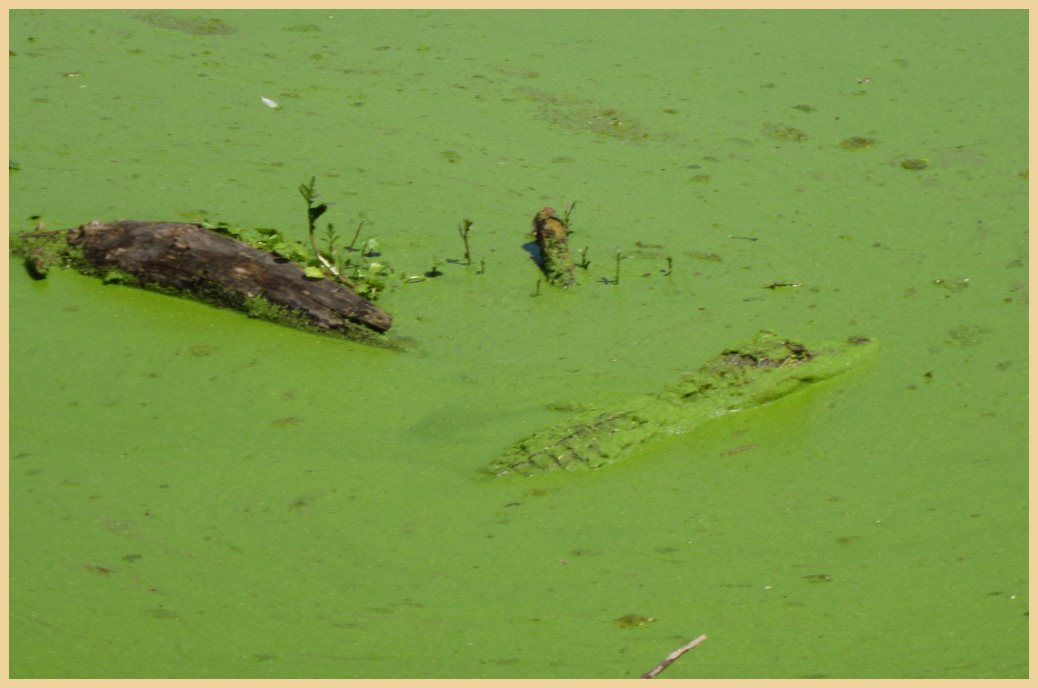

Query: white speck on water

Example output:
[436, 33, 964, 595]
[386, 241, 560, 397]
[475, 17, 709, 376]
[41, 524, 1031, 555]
[260, 96, 280, 109]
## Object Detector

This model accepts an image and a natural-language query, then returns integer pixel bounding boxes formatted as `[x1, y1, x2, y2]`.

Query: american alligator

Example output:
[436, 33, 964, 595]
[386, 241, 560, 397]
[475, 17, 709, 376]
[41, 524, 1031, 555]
[480, 330, 876, 478]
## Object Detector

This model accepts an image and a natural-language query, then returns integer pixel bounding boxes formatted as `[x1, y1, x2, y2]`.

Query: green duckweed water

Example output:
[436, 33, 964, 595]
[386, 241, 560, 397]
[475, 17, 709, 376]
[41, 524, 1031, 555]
[9, 10, 1027, 678]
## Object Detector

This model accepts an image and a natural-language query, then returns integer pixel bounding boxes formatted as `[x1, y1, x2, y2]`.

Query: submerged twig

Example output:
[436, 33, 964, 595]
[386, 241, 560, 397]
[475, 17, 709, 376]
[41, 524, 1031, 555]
[347, 218, 366, 253]
[640, 634, 707, 679]
[577, 246, 590, 270]
[458, 218, 474, 265]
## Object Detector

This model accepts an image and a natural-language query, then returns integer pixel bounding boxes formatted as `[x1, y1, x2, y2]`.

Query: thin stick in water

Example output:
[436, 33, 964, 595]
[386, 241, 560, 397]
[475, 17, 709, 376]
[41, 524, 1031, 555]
[640, 634, 707, 679]
[458, 219, 473, 265]
[347, 219, 366, 253]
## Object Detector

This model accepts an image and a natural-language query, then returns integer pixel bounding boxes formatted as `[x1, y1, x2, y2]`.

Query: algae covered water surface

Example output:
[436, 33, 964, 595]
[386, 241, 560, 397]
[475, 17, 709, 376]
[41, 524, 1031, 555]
[9, 10, 1027, 678]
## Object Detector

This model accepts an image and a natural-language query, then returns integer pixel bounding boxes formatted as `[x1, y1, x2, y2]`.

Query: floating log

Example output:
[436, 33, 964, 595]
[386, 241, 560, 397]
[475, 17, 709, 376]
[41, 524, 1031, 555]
[11, 220, 393, 342]
[532, 207, 576, 287]
[480, 330, 877, 478]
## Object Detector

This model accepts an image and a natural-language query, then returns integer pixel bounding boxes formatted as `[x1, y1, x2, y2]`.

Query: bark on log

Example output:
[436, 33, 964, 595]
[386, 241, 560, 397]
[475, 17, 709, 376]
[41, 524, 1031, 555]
[13, 220, 392, 340]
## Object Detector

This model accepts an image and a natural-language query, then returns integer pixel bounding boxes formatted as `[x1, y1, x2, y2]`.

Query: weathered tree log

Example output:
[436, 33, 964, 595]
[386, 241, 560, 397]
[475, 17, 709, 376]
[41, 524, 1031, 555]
[11, 220, 393, 341]
[532, 207, 576, 287]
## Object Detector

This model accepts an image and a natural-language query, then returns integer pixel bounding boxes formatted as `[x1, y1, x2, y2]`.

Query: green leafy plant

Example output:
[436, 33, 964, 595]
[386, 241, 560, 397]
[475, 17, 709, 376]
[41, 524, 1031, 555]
[562, 200, 577, 229]
[298, 176, 339, 279]
[202, 221, 310, 264]
[202, 176, 453, 303]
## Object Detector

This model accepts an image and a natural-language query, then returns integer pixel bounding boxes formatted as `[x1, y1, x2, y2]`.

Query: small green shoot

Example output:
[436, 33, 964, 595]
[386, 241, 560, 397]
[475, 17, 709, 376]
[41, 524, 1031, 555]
[298, 176, 328, 235]
[577, 247, 590, 270]
[298, 177, 339, 278]
[562, 201, 577, 229]
[322, 223, 339, 261]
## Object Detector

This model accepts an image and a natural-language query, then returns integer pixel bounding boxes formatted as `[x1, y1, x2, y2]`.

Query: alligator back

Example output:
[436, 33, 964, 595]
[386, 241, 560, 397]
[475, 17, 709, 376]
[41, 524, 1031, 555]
[480, 330, 876, 478]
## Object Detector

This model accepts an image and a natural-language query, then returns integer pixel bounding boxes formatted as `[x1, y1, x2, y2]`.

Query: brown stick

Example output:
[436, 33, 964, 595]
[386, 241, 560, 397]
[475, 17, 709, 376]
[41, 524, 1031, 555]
[640, 634, 707, 679]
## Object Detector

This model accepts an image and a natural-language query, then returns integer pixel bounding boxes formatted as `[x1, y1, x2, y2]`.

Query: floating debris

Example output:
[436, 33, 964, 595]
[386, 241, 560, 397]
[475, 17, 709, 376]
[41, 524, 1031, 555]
[932, 277, 969, 292]
[130, 11, 236, 35]
[531, 207, 576, 288]
[901, 158, 930, 170]
[840, 137, 879, 150]
[762, 122, 808, 141]
[615, 614, 657, 628]
[685, 250, 722, 262]
[514, 87, 668, 143]
[802, 573, 833, 584]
